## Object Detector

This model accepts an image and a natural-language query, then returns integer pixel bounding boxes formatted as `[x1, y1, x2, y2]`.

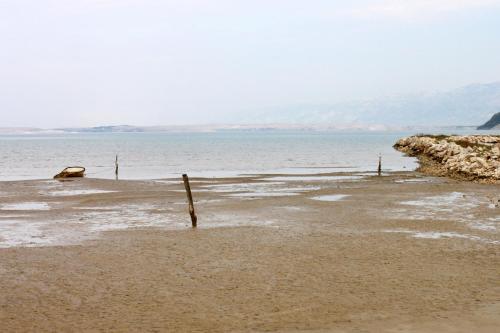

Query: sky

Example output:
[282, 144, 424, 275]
[1, 0, 500, 128]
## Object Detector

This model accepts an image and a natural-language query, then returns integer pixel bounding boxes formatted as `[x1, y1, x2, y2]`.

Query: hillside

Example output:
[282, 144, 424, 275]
[250, 82, 500, 127]
[477, 112, 500, 130]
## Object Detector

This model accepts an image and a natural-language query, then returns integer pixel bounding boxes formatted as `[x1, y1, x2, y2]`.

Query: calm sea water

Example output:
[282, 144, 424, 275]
[0, 130, 488, 181]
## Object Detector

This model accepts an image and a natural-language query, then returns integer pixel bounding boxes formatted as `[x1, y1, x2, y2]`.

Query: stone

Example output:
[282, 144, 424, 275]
[394, 135, 500, 183]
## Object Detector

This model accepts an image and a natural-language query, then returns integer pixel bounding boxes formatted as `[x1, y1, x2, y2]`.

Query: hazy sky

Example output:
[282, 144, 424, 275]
[1, 0, 500, 127]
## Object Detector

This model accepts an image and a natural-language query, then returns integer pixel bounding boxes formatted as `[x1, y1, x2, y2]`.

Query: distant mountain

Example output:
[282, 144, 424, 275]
[0, 123, 481, 135]
[477, 112, 500, 130]
[57, 125, 240, 133]
[59, 125, 144, 133]
[249, 82, 500, 127]
[0, 127, 44, 134]
[3, 82, 500, 133]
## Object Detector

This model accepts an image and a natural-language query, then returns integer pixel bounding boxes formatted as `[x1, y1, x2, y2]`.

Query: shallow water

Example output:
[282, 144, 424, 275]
[48, 189, 116, 196]
[228, 192, 300, 198]
[203, 182, 320, 195]
[400, 192, 477, 211]
[260, 175, 364, 182]
[310, 194, 351, 202]
[0, 131, 420, 181]
[383, 229, 498, 244]
[390, 192, 500, 232]
[394, 177, 437, 183]
[1, 202, 51, 211]
[0, 220, 55, 248]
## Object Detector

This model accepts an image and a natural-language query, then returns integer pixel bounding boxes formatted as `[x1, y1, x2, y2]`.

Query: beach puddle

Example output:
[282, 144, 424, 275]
[0, 220, 58, 248]
[200, 213, 276, 228]
[412, 231, 479, 240]
[310, 194, 350, 202]
[153, 179, 222, 185]
[203, 182, 285, 192]
[469, 217, 500, 231]
[171, 189, 212, 193]
[76, 204, 179, 232]
[227, 192, 299, 198]
[152, 180, 182, 185]
[0, 203, 188, 248]
[0, 215, 30, 219]
[261, 166, 363, 175]
[259, 175, 364, 182]
[390, 192, 491, 219]
[204, 182, 320, 198]
[394, 177, 438, 183]
[279, 186, 321, 192]
[399, 192, 479, 211]
[48, 189, 116, 196]
[73, 206, 119, 211]
[383, 229, 498, 244]
[1, 202, 51, 211]
[204, 219, 276, 228]
[195, 199, 226, 204]
[278, 206, 309, 212]
[389, 192, 500, 233]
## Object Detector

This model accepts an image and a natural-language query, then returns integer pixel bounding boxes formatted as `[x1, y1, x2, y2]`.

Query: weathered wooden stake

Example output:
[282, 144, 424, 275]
[182, 174, 197, 227]
[377, 154, 382, 176]
[115, 155, 119, 179]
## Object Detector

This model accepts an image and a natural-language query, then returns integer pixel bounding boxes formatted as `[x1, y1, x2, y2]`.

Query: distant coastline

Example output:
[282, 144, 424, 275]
[0, 124, 481, 135]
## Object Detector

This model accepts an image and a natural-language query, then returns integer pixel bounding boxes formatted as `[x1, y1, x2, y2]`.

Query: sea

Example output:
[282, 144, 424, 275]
[0, 129, 494, 181]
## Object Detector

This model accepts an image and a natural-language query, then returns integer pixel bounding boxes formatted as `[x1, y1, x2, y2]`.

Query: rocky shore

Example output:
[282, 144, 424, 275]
[394, 135, 500, 183]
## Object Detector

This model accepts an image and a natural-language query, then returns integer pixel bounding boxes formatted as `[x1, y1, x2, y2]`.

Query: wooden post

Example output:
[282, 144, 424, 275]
[115, 155, 119, 179]
[182, 174, 197, 227]
[377, 154, 382, 176]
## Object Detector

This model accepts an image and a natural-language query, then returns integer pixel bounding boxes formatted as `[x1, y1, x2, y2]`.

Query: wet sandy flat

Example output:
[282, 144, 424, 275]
[0, 172, 499, 332]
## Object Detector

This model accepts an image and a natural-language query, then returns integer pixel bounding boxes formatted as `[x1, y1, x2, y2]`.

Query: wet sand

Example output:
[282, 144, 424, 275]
[0, 172, 499, 332]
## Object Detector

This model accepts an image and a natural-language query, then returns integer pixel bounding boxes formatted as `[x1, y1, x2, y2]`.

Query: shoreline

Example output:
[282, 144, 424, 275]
[0, 170, 499, 332]
[394, 135, 500, 184]
[0, 130, 422, 182]
[0, 165, 414, 182]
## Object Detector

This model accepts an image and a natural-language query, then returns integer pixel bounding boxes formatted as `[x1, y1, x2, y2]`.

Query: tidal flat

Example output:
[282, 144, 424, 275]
[0, 172, 499, 332]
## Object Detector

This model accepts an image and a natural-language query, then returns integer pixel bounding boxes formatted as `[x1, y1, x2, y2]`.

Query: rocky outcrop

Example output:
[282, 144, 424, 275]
[477, 112, 500, 130]
[394, 135, 500, 183]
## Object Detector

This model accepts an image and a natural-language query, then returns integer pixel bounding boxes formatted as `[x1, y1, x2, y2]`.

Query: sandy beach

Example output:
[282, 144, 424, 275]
[0, 172, 499, 332]
[3, 0, 500, 331]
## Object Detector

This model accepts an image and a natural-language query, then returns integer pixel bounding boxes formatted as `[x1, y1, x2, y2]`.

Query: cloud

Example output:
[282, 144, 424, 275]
[346, 0, 500, 21]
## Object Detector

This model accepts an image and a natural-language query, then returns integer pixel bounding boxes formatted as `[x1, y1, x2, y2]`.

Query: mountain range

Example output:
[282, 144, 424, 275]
[1, 82, 499, 133]
[247, 82, 500, 127]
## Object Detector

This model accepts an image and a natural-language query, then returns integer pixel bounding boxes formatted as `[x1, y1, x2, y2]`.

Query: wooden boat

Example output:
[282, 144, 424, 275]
[53, 166, 85, 179]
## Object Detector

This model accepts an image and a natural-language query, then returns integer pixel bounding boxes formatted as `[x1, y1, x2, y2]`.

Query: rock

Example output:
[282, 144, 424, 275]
[394, 135, 500, 183]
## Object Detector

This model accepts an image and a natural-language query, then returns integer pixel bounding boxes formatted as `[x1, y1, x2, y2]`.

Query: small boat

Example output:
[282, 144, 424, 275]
[53, 166, 85, 179]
